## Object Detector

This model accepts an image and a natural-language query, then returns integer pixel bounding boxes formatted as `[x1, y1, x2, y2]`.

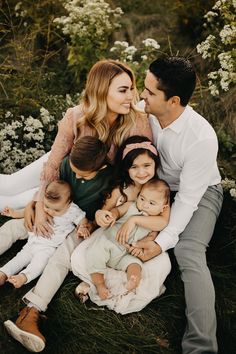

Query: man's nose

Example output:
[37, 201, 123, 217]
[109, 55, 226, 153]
[140, 89, 147, 99]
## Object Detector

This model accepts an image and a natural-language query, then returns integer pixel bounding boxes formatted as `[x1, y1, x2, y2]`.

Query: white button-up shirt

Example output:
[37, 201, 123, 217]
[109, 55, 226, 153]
[148, 104, 221, 251]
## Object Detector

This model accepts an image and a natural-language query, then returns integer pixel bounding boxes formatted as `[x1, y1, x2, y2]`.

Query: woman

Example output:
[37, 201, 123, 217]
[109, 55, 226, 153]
[0, 59, 152, 235]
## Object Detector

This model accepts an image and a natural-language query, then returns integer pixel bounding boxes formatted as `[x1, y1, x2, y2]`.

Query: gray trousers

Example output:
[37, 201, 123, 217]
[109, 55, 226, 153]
[174, 184, 223, 354]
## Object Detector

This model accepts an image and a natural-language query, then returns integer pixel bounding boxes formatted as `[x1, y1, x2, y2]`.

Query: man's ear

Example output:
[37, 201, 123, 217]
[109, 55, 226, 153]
[170, 96, 181, 106]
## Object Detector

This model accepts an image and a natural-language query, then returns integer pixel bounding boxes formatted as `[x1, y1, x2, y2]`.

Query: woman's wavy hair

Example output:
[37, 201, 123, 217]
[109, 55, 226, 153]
[105, 135, 159, 203]
[77, 59, 140, 147]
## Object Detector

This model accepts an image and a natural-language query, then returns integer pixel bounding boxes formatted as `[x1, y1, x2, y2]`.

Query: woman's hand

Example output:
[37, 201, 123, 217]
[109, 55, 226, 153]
[95, 209, 114, 227]
[33, 201, 54, 237]
[24, 201, 36, 231]
[116, 216, 136, 245]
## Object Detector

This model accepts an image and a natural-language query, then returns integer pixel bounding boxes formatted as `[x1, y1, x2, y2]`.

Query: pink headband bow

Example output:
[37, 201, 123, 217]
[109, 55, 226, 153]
[122, 141, 158, 159]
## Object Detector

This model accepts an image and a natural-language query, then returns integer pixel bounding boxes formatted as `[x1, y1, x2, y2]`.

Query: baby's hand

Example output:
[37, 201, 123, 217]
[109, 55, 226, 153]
[1, 207, 15, 218]
[77, 225, 90, 239]
[116, 217, 136, 245]
[95, 209, 115, 227]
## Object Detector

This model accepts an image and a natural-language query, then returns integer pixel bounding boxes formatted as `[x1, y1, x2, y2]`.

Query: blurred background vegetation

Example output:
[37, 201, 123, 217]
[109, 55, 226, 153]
[0, 0, 235, 353]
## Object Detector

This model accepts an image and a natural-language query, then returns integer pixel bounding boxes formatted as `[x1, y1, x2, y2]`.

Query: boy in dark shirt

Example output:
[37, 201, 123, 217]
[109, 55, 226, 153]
[1, 136, 112, 352]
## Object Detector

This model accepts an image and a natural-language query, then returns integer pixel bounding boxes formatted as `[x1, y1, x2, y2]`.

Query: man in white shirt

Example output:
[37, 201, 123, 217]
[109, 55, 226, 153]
[134, 57, 223, 354]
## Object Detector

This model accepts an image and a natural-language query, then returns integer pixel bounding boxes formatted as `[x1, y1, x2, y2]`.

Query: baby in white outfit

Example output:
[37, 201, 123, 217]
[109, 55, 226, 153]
[0, 180, 87, 288]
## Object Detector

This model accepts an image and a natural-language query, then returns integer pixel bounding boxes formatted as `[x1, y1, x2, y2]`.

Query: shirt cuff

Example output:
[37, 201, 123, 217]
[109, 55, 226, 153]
[154, 229, 179, 252]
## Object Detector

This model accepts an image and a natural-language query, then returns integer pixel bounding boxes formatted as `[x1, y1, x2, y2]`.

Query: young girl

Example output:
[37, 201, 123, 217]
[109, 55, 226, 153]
[95, 135, 168, 231]
[71, 135, 171, 313]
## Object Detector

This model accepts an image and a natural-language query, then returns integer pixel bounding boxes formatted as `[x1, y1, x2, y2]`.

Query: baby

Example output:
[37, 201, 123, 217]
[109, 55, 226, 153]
[86, 178, 170, 299]
[0, 180, 87, 288]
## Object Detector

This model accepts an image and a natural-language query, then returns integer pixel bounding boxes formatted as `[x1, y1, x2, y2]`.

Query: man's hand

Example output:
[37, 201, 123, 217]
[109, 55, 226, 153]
[95, 209, 115, 227]
[116, 217, 136, 245]
[128, 239, 162, 261]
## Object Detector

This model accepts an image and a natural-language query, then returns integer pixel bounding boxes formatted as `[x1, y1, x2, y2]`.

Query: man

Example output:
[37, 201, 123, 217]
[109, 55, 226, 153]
[134, 57, 223, 353]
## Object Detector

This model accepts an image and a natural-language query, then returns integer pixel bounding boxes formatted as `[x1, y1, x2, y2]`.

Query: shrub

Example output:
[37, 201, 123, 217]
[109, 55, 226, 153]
[196, 0, 236, 96]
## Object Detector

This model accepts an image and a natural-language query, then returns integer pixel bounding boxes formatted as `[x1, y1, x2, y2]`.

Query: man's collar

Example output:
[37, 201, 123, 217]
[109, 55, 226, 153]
[151, 105, 192, 134]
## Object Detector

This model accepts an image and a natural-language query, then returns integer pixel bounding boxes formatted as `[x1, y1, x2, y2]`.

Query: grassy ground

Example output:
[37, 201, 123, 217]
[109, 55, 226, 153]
[0, 192, 235, 354]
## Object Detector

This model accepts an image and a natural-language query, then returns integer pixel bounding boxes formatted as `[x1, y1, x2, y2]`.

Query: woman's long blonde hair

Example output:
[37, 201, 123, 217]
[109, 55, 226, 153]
[78, 59, 140, 147]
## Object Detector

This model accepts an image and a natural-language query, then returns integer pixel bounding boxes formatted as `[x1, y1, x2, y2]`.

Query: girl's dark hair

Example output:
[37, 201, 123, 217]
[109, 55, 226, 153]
[106, 135, 159, 202]
[70, 136, 109, 172]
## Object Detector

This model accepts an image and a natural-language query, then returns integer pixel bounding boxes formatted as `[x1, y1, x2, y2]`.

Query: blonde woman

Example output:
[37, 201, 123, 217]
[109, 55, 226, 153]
[0, 59, 152, 236]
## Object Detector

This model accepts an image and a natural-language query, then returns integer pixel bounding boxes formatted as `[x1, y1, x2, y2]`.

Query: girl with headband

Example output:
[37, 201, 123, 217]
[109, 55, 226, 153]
[71, 136, 171, 312]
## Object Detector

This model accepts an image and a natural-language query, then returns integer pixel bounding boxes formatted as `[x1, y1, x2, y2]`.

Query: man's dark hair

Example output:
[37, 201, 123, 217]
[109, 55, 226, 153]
[70, 136, 109, 172]
[149, 57, 196, 106]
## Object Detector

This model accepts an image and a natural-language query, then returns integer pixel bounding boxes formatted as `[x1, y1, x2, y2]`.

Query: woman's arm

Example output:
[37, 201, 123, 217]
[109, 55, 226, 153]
[35, 107, 82, 202]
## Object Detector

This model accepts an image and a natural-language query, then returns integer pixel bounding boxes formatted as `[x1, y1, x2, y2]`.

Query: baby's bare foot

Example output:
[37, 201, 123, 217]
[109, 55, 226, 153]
[96, 283, 110, 300]
[126, 275, 140, 292]
[0, 271, 7, 286]
[75, 281, 90, 303]
[8, 273, 27, 288]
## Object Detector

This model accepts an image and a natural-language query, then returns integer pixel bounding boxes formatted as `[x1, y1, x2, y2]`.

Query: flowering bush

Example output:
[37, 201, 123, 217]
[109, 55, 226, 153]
[54, 0, 123, 76]
[196, 0, 236, 96]
[221, 178, 236, 200]
[110, 38, 161, 90]
[0, 94, 79, 173]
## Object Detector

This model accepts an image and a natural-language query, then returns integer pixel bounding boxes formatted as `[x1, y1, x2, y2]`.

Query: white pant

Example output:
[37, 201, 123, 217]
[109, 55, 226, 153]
[71, 234, 171, 314]
[0, 218, 81, 311]
[0, 242, 55, 283]
[0, 152, 50, 211]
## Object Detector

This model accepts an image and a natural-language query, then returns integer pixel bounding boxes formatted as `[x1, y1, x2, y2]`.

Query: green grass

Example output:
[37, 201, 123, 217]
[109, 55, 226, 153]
[0, 193, 235, 354]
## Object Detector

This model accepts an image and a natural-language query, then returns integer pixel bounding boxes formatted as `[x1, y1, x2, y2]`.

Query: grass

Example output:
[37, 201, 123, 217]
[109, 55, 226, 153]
[0, 193, 235, 354]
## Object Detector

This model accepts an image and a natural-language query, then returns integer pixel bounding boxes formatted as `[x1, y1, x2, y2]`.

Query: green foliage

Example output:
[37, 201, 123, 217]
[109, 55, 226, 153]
[54, 0, 123, 82]
[109, 39, 163, 91]
[196, 0, 236, 96]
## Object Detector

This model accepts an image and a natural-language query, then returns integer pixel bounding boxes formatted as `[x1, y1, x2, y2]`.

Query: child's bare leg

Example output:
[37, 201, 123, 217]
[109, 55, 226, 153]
[8, 273, 27, 288]
[0, 271, 7, 286]
[90, 272, 109, 300]
[126, 263, 142, 291]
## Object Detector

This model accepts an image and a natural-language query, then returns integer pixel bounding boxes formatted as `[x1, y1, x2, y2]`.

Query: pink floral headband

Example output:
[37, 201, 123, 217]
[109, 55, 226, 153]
[122, 141, 158, 159]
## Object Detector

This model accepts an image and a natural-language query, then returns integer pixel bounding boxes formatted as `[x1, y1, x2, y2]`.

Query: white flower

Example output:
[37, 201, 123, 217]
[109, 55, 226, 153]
[208, 82, 219, 96]
[54, 0, 123, 43]
[141, 55, 148, 61]
[204, 11, 218, 23]
[124, 45, 137, 55]
[40, 107, 52, 125]
[218, 52, 234, 71]
[230, 188, 236, 199]
[220, 25, 236, 45]
[5, 111, 13, 119]
[196, 35, 215, 59]
[114, 41, 129, 48]
[142, 38, 160, 49]
[221, 178, 236, 190]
